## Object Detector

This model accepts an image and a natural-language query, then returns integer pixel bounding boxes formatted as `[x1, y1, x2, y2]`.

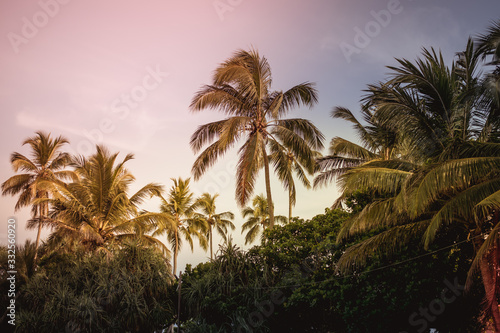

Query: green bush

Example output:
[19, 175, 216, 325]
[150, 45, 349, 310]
[15, 243, 175, 333]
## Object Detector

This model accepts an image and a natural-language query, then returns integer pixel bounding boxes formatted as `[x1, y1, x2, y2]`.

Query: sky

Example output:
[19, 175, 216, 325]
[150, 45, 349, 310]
[1, 0, 499, 271]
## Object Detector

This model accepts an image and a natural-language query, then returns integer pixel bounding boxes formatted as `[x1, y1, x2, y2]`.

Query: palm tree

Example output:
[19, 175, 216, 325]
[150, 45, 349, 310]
[194, 193, 235, 260]
[477, 19, 500, 143]
[313, 104, 408, 189]
[35, 145, 170, 256]
[269, 141, 317, 222]
[367, 43, 485, 160]
[190, 48, 324, 228]
[155, 178, 208, 276]
[334, 40, 500, 329]
[313, 104, 415, 211]
[1, 131, 72, 262]
[241, 194, 287, 245]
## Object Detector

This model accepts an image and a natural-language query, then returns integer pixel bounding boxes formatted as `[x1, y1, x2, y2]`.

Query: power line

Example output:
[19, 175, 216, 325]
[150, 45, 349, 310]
[242, 233, 484, 291]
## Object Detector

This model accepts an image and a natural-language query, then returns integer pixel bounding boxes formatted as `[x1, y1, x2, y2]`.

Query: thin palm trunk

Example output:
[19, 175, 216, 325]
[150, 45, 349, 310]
[33, 211, 42, 263]
[33, 195, 48, 264]
[174, 229, 179, 276]
[262, 145, 275, 228]
[288, 187, 293, 223]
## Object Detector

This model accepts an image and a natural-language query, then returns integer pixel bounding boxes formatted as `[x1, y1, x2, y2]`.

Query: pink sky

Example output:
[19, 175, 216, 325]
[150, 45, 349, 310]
[1, 0, 499, 269]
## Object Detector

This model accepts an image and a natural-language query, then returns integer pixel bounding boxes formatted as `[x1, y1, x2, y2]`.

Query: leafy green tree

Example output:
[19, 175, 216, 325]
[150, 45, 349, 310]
[241, 194, 287, 245]
[190, 48, 323, 227]
[181, 240, 271, 332]
[194, 193, 235, 260]
[1, 132, 72, 262]
[181, 209, 483, 332]
[36, 145, 169, 256]
[155, 178, 208, 276]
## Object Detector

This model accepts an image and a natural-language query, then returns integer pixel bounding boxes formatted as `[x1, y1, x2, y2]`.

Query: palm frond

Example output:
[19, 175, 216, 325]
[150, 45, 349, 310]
[423, 178, 500, 249]
[412, 157, 500, 216]
[330, 137, 377, 160]
[337, 220, 430, 273]
[235, 132, 263, 206]
[339, 167, 411, 196]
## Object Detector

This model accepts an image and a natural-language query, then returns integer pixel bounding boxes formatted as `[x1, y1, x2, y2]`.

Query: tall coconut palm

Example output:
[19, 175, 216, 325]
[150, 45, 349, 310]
[34, 145, 170, 256]
[334, 40, 500, 329]
[367, 43, 485, 160]
[155, 178, 208, 276]
[241, 194, 287, 245]
[194, 193, 235, 260]
[1, 132, 72, 262]
[190, 48, 324, 228]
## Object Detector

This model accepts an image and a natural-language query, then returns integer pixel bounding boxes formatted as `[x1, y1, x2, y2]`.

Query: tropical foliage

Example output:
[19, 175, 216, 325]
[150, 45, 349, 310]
[180, 209, 484, 332]
[33, 145, 170, 256]
[190, 48, 324, 227]
[1, 132, 72, 262]
[241, 194, 287, 245]
[155, 177, 208, 275]
[3, 19, 500, 332]
[194, 193, 235, 260]
[331, 29, 500, 330]
[314, 104, 405, 190]
[269, 138, 317, 221]
[15, 243, 174, 333]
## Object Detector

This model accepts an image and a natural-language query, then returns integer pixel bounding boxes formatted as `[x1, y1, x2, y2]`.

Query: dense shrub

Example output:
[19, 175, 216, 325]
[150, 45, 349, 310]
[15, 244, 174, 333]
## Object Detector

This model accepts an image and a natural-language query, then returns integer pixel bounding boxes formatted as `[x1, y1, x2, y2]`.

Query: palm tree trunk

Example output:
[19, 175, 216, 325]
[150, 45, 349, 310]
[174, 230, 179, 277]
[33, 218, 42, 263]
[479, 253, 500, 332]
[288, 187, 292, 223]
[262, 146, 275, 228]
[474, 221, 500, 332]
[209, 226, 213, 260]
[33, 197, 47, 265]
